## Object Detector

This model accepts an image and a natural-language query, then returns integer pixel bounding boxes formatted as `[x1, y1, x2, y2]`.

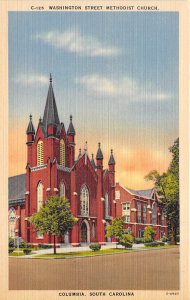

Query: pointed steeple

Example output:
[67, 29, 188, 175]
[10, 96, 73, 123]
[91, 153, 96, 169]
[108, 149, 115, 165]
[96, 142, 103, 160]
[67, 115, 75, 135]
[42, 74, 60, 133]
[26, 114, 35, 134]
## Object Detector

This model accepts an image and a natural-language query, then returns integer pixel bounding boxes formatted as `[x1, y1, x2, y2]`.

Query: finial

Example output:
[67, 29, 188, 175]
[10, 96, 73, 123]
[39, 116, 42, 123]
[92, 153, 94, 159]
[70, 115, 72, 122]
[50, 73, 52, 83]
[111, 149, 113, 154]
[79, 148, 81, 155]
[98, 142, 101, 148]
[84, 141, 88, 152]
[29, 114, 32, 121]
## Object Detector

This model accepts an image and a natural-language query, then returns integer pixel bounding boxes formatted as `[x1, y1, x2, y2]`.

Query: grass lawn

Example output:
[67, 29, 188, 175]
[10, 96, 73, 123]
[9, 252, 25, 257]
[143, 244, 175, 249]
[35, 248, 133, 258]
[9, 251, 36, 256]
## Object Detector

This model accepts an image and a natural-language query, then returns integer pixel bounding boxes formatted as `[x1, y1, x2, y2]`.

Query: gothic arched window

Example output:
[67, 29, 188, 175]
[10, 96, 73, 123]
[37, 140, 44, 166]
[60, 139, 65, 166]
[152, 202, 157, 225]
[37, 181, 43, 211]
[80, 185, 89, 216]
[161, 211, 165, 226]
[105, 193, 109, 218]
[9, 208, 16, 238]
[60, 182, 65, 197]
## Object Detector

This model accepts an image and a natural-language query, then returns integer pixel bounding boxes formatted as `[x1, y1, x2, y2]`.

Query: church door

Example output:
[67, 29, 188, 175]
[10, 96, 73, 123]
[81, 222, 87, 243]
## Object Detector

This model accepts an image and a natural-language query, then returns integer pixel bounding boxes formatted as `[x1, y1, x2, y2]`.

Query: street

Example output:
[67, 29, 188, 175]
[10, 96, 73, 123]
[9, 247, 179, 290]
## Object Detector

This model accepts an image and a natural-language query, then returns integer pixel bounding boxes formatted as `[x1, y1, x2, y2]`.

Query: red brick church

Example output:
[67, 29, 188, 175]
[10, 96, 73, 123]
[8, 75, 167, 246]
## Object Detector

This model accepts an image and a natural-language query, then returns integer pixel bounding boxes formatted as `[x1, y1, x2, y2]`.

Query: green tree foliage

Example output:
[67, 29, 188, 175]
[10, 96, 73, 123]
[29, 196, 77, 254]
[106, 217, 134, 248]
[144, 226, 156, 241]
[118, 233, 134, 248]
[145, 138, 179, 244]
[106, 217, 125, 241]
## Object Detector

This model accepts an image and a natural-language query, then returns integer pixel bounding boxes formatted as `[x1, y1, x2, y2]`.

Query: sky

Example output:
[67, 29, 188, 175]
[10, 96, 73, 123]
[9, 12, 179, 189]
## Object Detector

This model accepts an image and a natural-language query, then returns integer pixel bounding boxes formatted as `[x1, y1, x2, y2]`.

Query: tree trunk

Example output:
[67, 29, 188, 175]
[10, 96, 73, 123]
[53, 235, 56, 255]
[170, 226, 175, 245]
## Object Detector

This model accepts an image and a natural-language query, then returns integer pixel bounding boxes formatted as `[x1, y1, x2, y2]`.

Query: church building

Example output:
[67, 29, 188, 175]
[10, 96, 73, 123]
[8, 75, 167, 246]
[9, 75, 116, 246]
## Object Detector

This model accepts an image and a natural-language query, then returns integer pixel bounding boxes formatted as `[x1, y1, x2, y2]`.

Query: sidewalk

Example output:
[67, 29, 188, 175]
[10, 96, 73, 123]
[11, 243, 152, 258]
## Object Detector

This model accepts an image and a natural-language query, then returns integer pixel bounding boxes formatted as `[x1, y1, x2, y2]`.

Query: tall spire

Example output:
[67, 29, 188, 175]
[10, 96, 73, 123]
[108, 149, 115, 165]
[26, 114, 35, 134]
[42, 74, 60, 133]
[67, 115, 75, 135]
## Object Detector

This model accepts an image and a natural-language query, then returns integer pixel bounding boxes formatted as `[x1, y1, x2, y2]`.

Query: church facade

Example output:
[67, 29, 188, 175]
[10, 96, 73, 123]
[9, 75, 116, 246]
[8, 75, 167, 246]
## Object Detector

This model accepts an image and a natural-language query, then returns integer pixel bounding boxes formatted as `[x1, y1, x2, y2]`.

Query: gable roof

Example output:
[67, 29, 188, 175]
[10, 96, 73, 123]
[9, 174, 26, 206]
[126, 187, 154, 199]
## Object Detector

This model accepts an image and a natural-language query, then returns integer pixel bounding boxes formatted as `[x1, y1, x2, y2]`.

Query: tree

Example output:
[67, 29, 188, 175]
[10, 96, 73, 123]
[106, 217, 125, 242]
[106, 217, 134, 248]
[144, 226, 156, 241]
[29, 196, 77, 254]
[145, 138, 179, 244]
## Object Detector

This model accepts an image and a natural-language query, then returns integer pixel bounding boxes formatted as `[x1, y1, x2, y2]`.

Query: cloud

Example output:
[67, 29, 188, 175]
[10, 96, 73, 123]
[34, 29, 121, 57]
[14, 74, 49, 86]
[76, 74, 171, 101]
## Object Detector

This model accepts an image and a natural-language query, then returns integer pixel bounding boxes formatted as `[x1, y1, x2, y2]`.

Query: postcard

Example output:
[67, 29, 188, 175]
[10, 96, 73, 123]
[0, 1, 189, 300]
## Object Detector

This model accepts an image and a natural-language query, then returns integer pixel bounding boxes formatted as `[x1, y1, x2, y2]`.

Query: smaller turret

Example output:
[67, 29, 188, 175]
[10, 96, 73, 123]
[108, 149, 115, 172]
[67, 115, 76, 136]
[26, 114, 35, 143]
[67, 115, 76, 167]
[96, 142, 103, 169]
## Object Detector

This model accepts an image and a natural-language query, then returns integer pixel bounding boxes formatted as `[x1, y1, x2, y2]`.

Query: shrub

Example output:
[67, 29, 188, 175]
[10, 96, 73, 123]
[134, 238, 144, 244]
[23, 248, 32, 255]
[9, 238, 14, 248]
[176, 235, 180, 243]
[118, 233, 134, 249]
[145, 241, 165, 247]
[134, 237, 152, 244]
[120, 242, 133, 248]
[9, 248, 15, 253]
[144, 238, 153, 243]
[19, 241, 27, 248]
[161, 236, 168, 242]
[38, 243, 52, 249]
[89, 243, 101, 251]
[144, 226, 156, 241]
[23, 243, 34, 249]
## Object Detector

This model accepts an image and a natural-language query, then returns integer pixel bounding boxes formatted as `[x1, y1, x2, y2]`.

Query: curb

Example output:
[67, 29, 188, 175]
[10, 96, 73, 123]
[8, 246, 179, 260]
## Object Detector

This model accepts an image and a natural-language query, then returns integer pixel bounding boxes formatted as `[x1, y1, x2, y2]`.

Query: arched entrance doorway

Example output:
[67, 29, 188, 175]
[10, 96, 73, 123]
[80, 220, 90, 243]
